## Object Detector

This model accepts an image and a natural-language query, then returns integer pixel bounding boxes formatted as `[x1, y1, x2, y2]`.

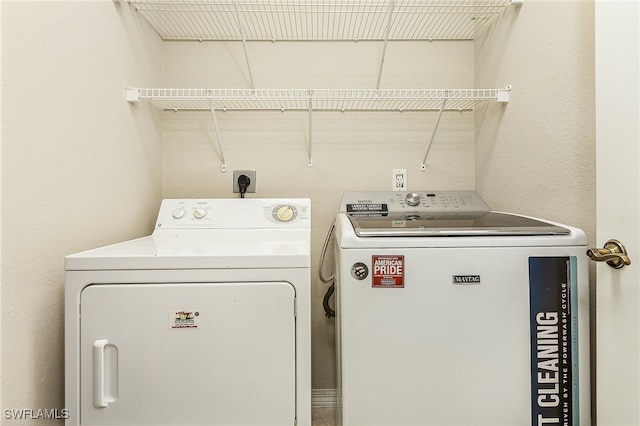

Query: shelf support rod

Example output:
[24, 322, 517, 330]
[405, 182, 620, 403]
[208, 99, 227, 172]
[307, 91, 313, 167]
[376, 0, 396, 89]
[234, 0, 255, 89]
[421, 93, 448, 171]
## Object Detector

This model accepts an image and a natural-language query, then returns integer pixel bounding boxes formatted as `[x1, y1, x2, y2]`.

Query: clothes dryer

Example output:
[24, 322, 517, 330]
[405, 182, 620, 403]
[334, 191, 590, 426]
[65, 198, 311, 426]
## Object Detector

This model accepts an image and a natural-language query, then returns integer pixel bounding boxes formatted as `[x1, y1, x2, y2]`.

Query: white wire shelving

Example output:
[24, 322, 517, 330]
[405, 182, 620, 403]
[127, 87, 510, 111]
[126, 0, 520, 41]
[127, 86, 510, 170]
[122, 1, 519, 170]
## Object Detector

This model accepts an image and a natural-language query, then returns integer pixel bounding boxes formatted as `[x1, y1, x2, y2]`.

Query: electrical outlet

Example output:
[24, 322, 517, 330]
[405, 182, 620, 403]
[233, 170, 257, 193]
[392, 169, 407, 191]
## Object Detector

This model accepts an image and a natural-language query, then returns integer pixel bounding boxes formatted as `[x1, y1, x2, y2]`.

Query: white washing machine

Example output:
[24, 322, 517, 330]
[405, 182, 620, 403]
[334, 191, 590, 426]
[65, 198, 311, 426]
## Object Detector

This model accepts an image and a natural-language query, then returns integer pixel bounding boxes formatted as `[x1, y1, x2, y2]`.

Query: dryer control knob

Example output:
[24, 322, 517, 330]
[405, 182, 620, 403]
[172, 208, 186, 219]
[405, 192, 421, 207]
[275, 205, 296, 222]
[193, 208, 207, 219]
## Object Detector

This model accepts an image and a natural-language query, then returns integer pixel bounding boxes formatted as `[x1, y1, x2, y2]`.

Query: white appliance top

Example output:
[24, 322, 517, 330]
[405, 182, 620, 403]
[66, 198, 311, 271]
[155, 198, 310, 230]
[337, 191, 587, 247]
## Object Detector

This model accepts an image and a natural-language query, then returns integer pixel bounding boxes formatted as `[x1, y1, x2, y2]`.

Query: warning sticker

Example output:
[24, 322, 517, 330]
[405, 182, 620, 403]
[372, 255, 404, 288]
[169, 310, 200, 329]
[347, 203, 388, 213]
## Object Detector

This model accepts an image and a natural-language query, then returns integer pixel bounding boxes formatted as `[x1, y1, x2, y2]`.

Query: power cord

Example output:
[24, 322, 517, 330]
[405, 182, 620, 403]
[319, 220, 336, 318]
[238, 174, 251, 198]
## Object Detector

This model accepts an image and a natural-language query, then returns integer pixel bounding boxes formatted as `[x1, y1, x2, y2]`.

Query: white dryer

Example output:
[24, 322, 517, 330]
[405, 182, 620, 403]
[65, 198, 311, 426]
[334, 191, 590, 426]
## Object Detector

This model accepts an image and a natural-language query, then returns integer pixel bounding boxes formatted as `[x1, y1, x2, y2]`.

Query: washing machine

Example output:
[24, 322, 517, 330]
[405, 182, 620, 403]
[334, 191, 590, 426]
[65, 198, 311, 426]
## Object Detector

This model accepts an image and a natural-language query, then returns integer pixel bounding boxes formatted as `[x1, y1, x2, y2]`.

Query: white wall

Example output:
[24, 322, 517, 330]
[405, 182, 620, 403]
[0, 0, 3, 410]
[475, 0, 595, 237]
[1, 1, 163, 420]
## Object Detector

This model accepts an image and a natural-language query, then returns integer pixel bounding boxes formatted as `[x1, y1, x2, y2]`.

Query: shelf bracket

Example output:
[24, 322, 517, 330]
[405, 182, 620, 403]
[307, 91, 313, 167]
[497, 85, 511, 102]
[234, 0, 255, 89]
[420, 93, 448, 171]
[376, 0, 396, 89]
[126, 87, 140, 103]
[208, 99, 227, 172]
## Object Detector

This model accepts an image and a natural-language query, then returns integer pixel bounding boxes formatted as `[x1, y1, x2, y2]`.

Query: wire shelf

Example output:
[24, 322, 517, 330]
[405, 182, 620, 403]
[127, 0, 515, 41]
[129, 87, 510, 111]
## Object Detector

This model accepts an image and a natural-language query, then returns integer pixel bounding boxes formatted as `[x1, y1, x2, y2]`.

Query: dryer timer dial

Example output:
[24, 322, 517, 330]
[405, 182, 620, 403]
[273, 205, 297, 222]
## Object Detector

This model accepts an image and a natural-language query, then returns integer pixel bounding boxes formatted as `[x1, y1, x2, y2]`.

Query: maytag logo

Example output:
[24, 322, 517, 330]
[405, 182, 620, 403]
[453, 275, 481, 285]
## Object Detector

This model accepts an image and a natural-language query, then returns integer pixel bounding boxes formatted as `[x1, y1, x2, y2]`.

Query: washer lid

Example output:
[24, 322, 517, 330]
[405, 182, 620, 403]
[347, 211, 571, 237]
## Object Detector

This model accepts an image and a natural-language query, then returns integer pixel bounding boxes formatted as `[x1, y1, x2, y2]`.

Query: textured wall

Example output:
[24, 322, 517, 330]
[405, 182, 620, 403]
[1, 2, 163, 420]
[475, 0, 595, 237]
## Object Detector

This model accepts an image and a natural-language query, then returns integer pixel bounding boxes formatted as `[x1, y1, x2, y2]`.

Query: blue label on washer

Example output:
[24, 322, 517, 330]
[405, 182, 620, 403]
[529, 257, 579, 426]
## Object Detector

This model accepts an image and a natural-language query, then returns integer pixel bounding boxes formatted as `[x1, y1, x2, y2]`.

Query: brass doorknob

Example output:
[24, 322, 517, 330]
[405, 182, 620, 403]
[586, 239, 631, 269]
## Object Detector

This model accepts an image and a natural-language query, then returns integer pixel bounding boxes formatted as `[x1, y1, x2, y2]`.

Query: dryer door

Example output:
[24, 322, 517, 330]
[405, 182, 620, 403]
[79, 282, 296, 425]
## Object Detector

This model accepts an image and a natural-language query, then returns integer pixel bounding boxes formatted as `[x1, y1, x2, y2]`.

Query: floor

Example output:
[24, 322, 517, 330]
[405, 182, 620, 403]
[312, 408, 337, 426]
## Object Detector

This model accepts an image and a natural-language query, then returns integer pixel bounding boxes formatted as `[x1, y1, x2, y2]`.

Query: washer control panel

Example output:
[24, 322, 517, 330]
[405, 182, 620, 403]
[155, 198, 311, 229]
[339, 190, 490, 214]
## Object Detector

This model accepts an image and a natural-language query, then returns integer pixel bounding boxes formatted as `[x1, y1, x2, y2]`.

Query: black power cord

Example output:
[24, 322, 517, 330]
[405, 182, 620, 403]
[238, 174, 251, 198]
[323, 282, 335, 318]
[319, 220, 336, 318]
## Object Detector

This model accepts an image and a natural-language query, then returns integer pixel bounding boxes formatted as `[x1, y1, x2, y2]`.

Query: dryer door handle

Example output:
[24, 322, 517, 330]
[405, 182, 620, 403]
[93, 339, 118, 408]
